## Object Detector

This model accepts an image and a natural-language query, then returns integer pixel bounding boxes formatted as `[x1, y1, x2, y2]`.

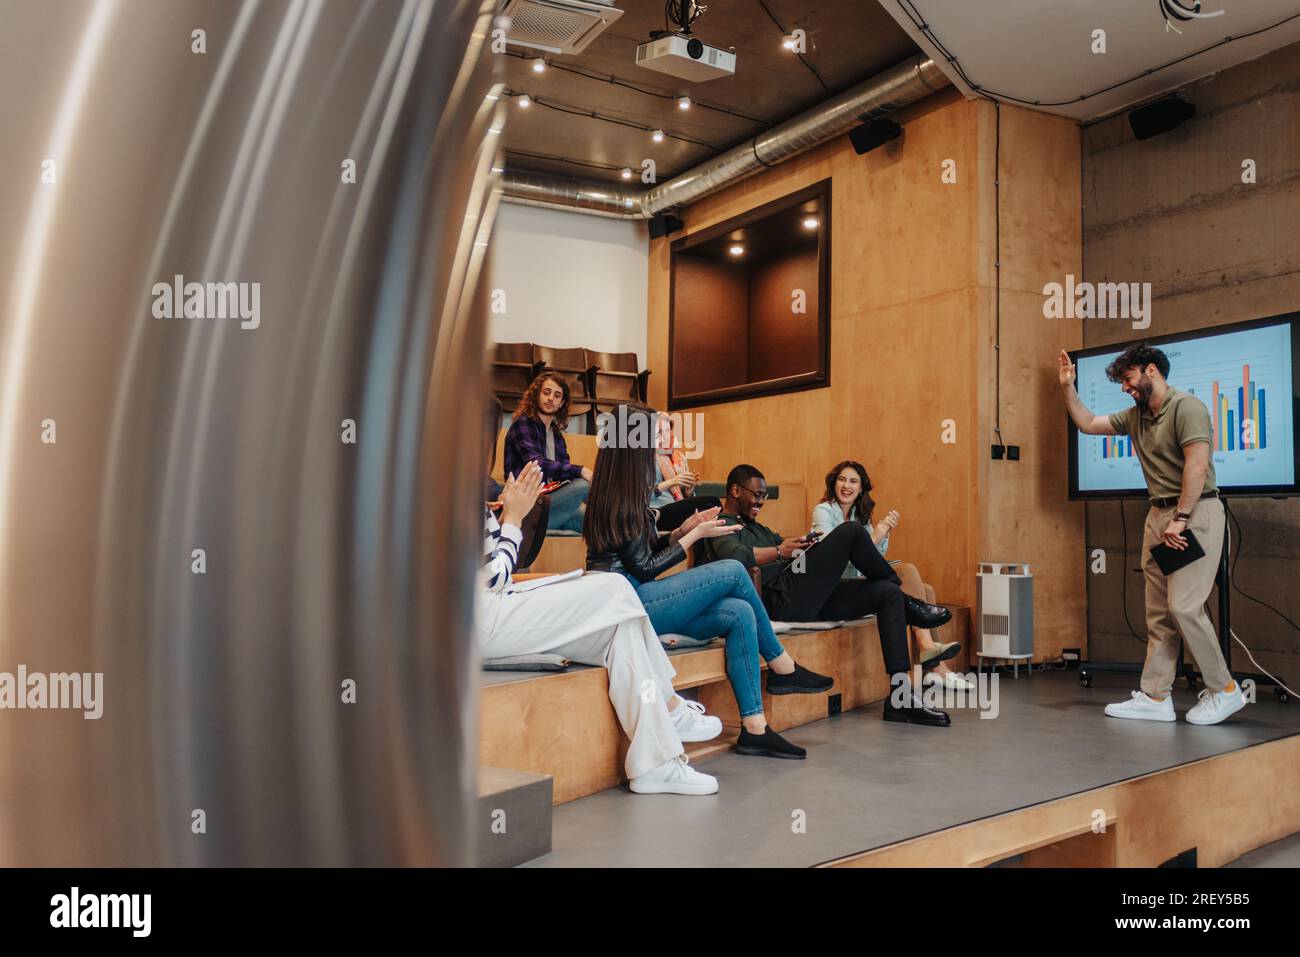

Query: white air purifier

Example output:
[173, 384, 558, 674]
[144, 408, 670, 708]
[977, 562, 1034, 675]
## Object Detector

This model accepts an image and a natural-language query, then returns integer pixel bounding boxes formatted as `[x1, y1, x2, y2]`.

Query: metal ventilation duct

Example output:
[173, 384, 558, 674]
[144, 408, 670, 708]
[501, 54, 951, 219]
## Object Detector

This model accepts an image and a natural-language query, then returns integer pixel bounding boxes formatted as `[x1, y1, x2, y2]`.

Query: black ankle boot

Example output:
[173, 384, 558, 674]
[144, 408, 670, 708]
[903, 595, 952, 629]
[882, 697, 952, 727]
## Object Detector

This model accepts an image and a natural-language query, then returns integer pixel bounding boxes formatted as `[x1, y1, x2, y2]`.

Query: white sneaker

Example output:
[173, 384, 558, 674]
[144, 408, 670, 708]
[629, 755, 719, 795]
[1105, 690, 1176, 722]
[1186, 685, 1246, 725]
[925, 671, 975, 692]
[670, 698, 723, 742]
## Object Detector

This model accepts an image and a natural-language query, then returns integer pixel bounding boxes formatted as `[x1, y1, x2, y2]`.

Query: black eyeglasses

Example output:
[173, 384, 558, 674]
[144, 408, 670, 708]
[739, 484, 769, 502]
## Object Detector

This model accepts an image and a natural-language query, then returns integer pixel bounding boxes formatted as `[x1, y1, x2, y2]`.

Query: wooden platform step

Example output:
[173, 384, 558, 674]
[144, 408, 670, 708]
[477, 767, 553, 867]
[480, 607, 972, 805]
[827, 734, 1300, 868]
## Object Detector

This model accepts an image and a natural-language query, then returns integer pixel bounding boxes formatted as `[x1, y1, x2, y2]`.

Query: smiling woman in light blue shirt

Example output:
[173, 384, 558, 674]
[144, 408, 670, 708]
[811, 460, 969, 690]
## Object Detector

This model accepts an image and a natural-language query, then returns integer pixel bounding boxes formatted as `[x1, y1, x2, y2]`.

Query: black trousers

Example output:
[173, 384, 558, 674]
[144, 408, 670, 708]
[763, 521, 911, 677]
[653, 495, 722, 532]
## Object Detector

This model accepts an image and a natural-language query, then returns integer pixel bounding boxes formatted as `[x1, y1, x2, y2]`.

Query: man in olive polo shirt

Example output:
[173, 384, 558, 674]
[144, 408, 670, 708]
[1060, 343, 1243, 725]
[697, 464, 954, 726]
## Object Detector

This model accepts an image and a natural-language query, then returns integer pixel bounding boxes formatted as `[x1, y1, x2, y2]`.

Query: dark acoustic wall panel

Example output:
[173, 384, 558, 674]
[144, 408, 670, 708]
[672, 257, 750, 397]
[747, 246, 820, 384]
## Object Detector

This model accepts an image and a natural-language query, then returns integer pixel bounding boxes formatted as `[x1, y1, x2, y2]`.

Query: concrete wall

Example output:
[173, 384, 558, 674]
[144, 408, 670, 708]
[1081, 41, 1300, 688]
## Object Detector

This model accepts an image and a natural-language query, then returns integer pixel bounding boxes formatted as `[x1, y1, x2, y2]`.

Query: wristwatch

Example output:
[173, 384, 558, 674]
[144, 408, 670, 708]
[1174, 510, 1192, 522]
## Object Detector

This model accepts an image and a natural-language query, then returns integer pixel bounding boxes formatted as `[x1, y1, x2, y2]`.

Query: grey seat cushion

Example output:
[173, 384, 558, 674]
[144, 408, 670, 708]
[483, 653, 571, 672]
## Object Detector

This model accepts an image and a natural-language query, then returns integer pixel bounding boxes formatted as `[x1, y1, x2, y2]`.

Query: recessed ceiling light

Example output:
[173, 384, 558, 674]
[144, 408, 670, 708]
[676, 96, 691, 111]
[651, 129, 665, 142]
[728, 244, 744, 256]
[782, 36, 797, 50]
[621, 168, 632, 180]
[531, 59, 546, 73]
[803, 217, 819, 229]
[517, 94, 530, 108]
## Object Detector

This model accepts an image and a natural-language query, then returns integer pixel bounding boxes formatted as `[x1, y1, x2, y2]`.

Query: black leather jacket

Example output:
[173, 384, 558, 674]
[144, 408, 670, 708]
[586, 511, 684, 583]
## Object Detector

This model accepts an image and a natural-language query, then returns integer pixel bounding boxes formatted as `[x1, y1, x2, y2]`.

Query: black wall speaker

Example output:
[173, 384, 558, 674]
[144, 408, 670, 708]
[849, 118, 902, 155]
[648, 213, 684, 239]
[1129, 97, 1196, 141]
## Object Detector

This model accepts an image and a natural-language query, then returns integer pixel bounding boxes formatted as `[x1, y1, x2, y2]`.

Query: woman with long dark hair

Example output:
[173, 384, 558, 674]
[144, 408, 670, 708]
[585, 403, 833, 760]
[812, 460, 969, 690]
[481, 397, 725, 796]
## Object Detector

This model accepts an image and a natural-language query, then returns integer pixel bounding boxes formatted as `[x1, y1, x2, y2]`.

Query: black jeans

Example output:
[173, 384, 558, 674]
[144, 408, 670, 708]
[653, 495, 722, 532]
[762, 521, 911, 677]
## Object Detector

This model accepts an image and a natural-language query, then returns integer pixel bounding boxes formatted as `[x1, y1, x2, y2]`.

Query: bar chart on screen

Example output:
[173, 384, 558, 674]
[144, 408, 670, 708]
[1073, 319, 1297, 495]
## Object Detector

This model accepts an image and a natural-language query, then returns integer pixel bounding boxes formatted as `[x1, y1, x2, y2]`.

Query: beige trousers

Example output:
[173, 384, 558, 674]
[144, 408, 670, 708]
[1140, 497, 1232, 698]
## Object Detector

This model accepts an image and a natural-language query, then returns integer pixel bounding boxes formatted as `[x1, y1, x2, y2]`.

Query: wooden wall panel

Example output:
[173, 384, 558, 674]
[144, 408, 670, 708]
[973, 105, 1086, 659]
[648, 90, 1084, 654]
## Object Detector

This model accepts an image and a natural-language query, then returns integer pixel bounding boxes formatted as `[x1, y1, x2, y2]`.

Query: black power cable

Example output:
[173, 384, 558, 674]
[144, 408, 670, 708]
[503, 148, 630, 176]
[993, 100, 1002, 451]
[502, 90, 725, 151]
[1224, 500, 1300, 634]
[755, 0, 831, 95]
[501, 50, 770, 125]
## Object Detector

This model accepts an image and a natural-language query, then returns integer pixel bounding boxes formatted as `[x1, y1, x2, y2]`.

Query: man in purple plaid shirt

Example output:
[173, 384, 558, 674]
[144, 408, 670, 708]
[504, 373, 592, 533]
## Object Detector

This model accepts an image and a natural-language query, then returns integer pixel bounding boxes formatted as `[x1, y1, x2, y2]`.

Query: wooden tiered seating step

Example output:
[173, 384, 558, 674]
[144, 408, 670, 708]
[480, 607, 972, 805]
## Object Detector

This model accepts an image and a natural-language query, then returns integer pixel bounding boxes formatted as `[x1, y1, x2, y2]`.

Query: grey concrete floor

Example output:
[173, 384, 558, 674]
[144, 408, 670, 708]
[524, 670, 1300, 868]
[1225, 831, 1300, 867]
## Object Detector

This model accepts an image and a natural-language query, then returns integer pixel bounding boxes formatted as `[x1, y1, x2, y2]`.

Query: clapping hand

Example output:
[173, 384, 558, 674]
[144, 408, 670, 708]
[500, 461, 544, 528]
[679, 505, 719, 534]
[693, 519, 740, 540]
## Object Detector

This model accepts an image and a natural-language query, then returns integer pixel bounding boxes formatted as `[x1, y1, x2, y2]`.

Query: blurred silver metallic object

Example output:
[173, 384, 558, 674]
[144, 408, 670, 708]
[0, 0, 501, 865]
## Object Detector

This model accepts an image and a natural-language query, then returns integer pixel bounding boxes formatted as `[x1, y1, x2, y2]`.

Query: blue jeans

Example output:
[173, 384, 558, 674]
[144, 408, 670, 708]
[629, 559, 785, 718]
[547, 478, 589, 533]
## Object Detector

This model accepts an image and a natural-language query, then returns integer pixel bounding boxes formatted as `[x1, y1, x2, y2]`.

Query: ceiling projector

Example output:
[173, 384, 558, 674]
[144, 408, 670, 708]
[635, 33, 736, 81]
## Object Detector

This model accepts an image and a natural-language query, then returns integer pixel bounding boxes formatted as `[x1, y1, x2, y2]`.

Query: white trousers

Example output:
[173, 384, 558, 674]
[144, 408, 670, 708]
[479, 572, 683, 780]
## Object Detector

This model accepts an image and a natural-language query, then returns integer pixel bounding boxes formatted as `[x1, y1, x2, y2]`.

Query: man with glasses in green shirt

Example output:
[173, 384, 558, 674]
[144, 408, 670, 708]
[1059, 343, 1242, 725]
[697, 464, 954, 726]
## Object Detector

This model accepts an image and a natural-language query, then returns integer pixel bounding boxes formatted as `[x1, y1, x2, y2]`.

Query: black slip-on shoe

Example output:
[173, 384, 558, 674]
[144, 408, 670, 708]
[733, 726, 808, 759]
[766, 662, 834, 695]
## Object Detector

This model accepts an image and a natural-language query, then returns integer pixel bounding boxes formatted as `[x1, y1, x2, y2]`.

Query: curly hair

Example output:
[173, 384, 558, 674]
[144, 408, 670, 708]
[514, 371, 572, 429]
[820, 460, 875, 525]
[1105, 343, 1170, 383]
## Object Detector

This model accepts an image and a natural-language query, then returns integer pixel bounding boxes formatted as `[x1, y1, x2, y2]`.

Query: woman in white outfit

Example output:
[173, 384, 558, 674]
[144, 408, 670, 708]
[479, 414, 724, 795]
